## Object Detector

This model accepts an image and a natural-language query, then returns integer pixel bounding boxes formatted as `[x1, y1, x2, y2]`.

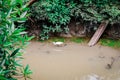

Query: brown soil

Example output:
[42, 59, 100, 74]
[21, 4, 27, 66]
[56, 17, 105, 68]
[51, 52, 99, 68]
[21, 41, 120, 80]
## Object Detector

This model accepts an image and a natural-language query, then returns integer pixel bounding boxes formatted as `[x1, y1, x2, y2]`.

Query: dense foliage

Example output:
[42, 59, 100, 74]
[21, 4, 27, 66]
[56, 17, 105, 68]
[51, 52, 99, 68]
[28, 0, 120, 40]
[0, 0, 32, 79]
[73, 0, 120, 23]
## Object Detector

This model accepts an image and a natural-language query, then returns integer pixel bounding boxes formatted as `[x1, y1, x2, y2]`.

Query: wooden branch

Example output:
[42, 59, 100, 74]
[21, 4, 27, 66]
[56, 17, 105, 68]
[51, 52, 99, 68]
[27, 0, 38, 7]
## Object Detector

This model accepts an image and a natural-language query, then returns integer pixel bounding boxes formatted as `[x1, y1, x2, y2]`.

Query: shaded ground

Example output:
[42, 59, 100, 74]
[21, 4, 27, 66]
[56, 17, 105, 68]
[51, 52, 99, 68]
[22, 41, 120, 80]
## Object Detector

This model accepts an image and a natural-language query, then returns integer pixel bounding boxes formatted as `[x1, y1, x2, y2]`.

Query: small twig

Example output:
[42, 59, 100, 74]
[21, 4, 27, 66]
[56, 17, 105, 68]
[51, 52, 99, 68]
[28, 17, 34, 23]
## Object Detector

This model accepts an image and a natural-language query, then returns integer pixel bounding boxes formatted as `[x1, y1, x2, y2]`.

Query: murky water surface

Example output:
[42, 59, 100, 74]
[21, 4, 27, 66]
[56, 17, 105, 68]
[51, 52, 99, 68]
[22, 41, 120, 80]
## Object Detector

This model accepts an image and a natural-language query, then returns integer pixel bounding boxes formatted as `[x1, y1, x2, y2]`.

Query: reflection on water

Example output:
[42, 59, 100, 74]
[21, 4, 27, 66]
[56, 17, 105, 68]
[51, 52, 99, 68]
[22, 42, 120, 80]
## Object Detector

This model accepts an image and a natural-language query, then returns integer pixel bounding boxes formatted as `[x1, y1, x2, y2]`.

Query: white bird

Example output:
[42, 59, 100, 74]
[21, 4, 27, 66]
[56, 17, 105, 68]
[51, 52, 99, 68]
[52, 42, 64, 47]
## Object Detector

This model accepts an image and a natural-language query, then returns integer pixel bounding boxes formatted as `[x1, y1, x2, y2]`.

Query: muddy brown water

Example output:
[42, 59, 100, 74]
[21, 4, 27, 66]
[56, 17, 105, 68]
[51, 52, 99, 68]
[22, 41, 120, 80]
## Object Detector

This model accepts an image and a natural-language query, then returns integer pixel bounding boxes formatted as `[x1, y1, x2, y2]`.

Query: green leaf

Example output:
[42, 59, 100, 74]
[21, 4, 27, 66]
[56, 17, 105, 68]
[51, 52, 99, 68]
[19, 31, 27, 35]
[11, 22, 15, 32]
[7, 8, 12, 18]
[4, 42, 12, 47]
[10, 48, 20, 57]
[14, 60, 22, 67]
[0, 75, 6, 80]
[16, 0, 23, 7]
[17, 18, 27, 23]
[20, 11, 27, 18]
[26, 36, 34, 41]
[24, 65, 33, 76]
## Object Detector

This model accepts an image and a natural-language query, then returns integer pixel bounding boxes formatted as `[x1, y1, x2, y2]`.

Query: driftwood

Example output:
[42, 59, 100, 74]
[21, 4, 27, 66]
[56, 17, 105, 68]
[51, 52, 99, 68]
[88, 21, 109, 47]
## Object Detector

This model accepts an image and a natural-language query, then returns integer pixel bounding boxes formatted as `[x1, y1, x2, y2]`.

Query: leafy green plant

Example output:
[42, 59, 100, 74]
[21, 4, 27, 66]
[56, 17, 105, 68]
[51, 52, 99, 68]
[29, 0, 75, 40]
[0, 0, 32, 79]
[21, 65, 32, 80]
[27, 0, 120, 40]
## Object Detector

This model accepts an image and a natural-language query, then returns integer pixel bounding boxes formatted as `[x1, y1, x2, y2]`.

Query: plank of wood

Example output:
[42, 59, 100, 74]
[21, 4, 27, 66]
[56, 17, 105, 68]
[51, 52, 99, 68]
[88, 21, 109, 47]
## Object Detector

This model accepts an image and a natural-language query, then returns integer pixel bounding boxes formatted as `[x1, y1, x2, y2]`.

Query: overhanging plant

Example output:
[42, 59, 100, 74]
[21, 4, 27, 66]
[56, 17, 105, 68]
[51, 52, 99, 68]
[0, 0, 33, 79]
[29, 0, 75, 40]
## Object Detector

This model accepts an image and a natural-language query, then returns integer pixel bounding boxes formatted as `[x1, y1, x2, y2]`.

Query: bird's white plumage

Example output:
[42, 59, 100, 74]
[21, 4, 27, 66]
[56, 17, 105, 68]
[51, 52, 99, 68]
[52, 42, 64, 46]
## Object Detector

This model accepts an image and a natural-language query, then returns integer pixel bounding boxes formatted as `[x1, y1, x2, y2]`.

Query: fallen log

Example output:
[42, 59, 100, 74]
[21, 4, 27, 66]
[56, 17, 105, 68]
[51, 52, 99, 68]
[88, 21, 109, 47]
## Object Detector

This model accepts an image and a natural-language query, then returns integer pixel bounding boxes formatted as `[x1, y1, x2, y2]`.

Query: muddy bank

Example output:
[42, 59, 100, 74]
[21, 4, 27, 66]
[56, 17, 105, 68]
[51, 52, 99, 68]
[22, 42, 120, 80]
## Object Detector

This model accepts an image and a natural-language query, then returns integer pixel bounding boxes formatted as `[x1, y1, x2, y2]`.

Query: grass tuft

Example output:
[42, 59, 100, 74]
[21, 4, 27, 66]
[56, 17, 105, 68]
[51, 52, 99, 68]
[100, 38, 120, 48]
[70, 37, 85, 43]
